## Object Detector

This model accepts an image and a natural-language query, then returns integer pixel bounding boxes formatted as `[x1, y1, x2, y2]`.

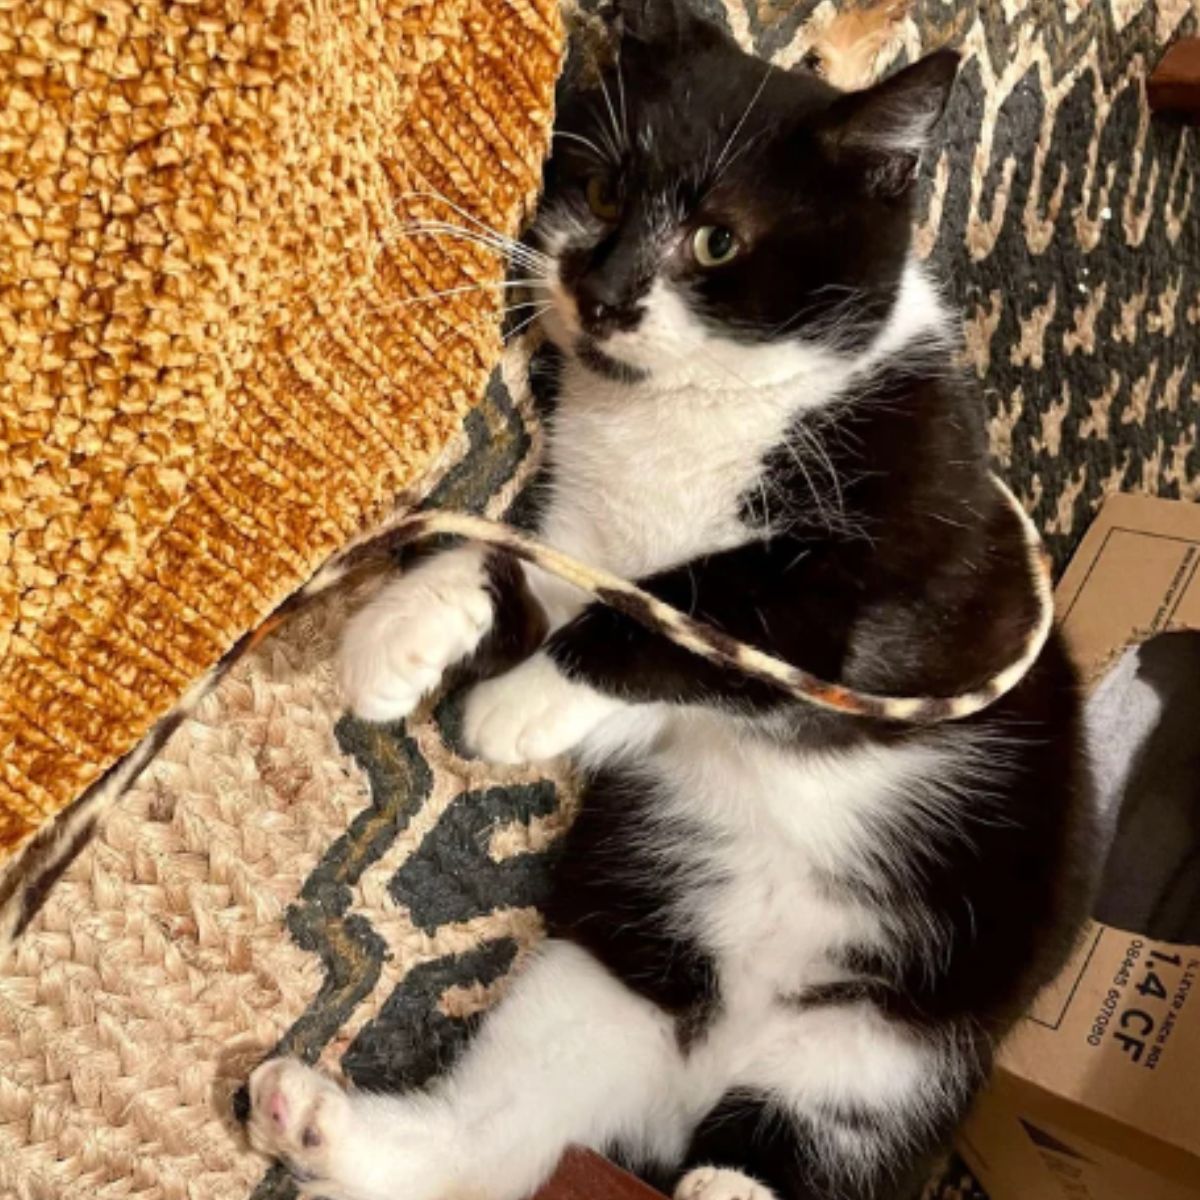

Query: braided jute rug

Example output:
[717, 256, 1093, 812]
[2, 1, 1198, 1198]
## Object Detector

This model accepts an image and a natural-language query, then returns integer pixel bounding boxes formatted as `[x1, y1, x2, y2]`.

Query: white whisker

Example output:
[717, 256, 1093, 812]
[370, 279, 551, 316]
[397, 188, 552, 266]
[616, 50, 629, 146]
[389, 222, 549, 272]
[589, 100, 624, 166]
[554, 130, 611, 163]
[398, 189, 517, 243]
[711, 125, 770, 188]
[598, 70, 626, 158]
[712, 62, 774, 181]
[428, 300, 550, 353]
[503, 305, 552, 343]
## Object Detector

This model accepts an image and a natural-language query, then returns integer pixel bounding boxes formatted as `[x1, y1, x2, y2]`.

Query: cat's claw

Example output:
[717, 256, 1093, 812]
[247, 1057, 351, 1191]
[463, 653, 618, 764]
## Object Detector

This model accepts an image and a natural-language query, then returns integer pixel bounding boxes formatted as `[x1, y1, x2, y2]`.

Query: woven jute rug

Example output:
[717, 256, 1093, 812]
[2, 1, 1198, 1197]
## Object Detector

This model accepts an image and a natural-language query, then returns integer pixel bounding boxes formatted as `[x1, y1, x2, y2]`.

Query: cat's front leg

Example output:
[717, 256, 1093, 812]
[463, 651, 624, 764]
[340, 546, 545, 723]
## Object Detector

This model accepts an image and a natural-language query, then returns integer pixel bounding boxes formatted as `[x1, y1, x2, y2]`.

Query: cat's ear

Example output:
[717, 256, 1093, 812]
[820, 49, 959, 198]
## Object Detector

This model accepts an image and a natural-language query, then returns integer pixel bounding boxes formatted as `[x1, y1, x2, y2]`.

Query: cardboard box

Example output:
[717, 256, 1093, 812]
[960, 494, 1200, 1200]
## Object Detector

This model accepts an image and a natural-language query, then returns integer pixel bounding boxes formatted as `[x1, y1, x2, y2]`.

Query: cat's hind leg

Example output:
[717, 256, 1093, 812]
[672, 1002, 977, 1200]
[673, 1091, 947, 1200]
[247, 940, 697, 1200]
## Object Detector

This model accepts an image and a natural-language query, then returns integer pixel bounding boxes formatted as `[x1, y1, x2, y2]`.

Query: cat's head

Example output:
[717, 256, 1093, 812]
[533, 0, 957, 387]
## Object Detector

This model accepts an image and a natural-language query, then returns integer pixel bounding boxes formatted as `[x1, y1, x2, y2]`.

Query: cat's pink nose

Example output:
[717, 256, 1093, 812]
[268, 1091, 289, 1128]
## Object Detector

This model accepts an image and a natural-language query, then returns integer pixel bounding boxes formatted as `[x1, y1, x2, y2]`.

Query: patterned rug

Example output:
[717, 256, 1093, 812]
[2, 1, 1197, 1197]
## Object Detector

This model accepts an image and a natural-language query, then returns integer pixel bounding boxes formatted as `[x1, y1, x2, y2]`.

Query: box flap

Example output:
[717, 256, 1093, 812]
[1055, 493, 1200, 684]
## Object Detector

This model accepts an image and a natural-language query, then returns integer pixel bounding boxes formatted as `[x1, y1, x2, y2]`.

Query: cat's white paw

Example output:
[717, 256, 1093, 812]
[340, 549, 493, 722]
[247, 1057, 352, 1191]
[463, 653, 618, 764]
[675, 1166, 779, 1200]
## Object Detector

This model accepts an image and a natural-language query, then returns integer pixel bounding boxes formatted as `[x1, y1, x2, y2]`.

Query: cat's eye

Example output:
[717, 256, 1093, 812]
[692, 225, 739, 267]
[586, 174, 621, 221]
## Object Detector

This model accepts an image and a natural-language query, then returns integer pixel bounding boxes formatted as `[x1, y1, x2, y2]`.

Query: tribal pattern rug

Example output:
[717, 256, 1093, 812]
[1, 1, 1196, 1197]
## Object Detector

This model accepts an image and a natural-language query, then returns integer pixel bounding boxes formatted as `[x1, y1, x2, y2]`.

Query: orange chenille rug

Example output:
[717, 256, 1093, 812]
[0, 0, 563, 931]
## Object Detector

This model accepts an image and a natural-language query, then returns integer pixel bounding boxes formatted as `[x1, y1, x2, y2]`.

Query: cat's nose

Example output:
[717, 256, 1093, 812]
[575, 282, 641, 338]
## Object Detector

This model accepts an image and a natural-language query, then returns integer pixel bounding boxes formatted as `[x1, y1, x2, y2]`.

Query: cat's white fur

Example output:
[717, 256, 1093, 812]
[340, 545, 493, 722]
[677, 1168, 777, 1200]
[270, 262, 966, 1200]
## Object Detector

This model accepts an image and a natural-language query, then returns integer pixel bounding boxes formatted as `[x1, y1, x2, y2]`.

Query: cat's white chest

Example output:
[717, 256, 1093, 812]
[539, 364, 798, 580]
[646, 711, 948, 1003]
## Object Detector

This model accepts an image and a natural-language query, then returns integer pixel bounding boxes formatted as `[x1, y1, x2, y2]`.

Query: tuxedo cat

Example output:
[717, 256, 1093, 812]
[246, 5, 1094, 1199]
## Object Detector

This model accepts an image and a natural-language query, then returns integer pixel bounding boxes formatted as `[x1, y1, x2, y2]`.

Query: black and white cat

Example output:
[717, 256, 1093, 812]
[246, 5, 1095, 1199]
